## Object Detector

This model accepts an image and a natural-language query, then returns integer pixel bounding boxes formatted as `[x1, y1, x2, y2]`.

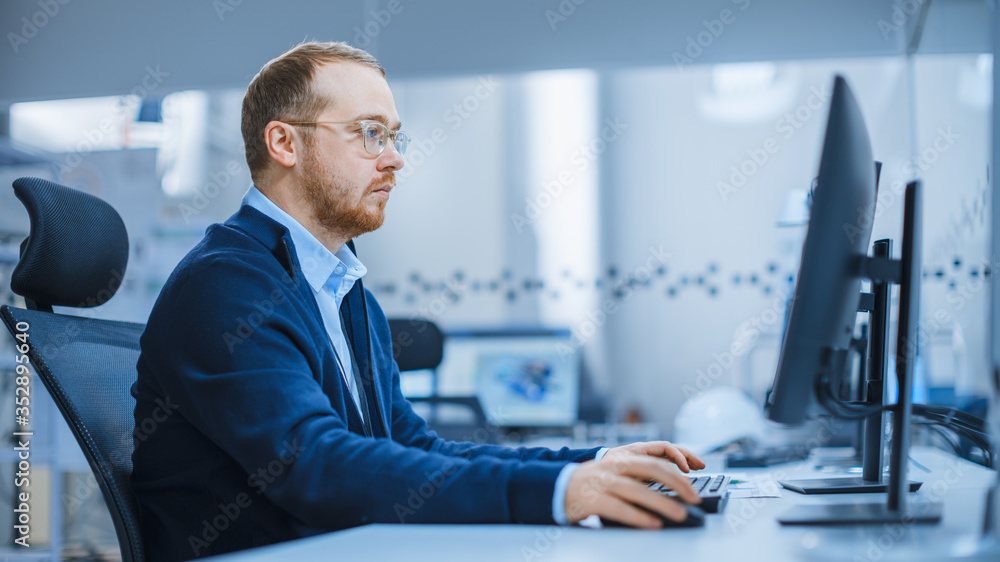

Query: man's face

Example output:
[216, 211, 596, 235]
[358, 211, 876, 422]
[297, 62, 404, 240]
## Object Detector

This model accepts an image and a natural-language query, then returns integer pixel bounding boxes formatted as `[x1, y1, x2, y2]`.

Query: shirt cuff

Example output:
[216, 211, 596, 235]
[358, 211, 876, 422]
[594, 447, 610, 461]
[551, 463, 580, 525]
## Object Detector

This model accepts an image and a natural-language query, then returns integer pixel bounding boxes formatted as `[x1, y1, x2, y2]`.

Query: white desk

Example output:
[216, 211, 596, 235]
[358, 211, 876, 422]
[209, 447, 998, 562]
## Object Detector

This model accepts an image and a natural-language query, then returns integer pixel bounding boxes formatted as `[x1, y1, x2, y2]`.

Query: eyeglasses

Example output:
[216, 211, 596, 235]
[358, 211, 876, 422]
[286, 120, 410, 157]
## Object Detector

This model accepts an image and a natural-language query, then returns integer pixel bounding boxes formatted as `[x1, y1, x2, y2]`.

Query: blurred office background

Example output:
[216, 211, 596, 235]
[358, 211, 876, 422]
[0, 0, 994, 558]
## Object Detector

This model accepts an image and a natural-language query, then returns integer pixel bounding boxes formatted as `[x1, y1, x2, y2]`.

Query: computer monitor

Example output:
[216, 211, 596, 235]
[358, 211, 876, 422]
[766, 75, 876, 426]
[434, 328, 581, 428]
[764, 75, 939, 525]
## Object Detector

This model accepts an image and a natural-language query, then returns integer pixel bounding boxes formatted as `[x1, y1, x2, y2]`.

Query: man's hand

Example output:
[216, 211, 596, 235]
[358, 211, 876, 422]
[601, 441, 706, 473]
[564, 455, 701, 529]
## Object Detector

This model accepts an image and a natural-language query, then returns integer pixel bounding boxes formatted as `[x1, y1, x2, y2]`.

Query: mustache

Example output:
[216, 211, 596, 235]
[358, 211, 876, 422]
[369, 173, 395, 191]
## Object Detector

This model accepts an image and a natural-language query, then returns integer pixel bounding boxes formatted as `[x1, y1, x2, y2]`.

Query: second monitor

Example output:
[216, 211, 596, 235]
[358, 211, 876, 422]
[434, 328, 581, 428]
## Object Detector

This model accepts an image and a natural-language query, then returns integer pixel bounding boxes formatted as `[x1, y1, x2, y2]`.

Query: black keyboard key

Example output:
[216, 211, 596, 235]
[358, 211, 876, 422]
[654, 474, 732, 514]
[709, 475, 724, 492]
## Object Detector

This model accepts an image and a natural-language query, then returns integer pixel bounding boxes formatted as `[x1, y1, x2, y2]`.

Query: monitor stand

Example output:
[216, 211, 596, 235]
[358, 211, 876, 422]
[779, 182, 941, 524]
[779, 477, 921, 495]
[779, 239, 922, 496]
[778, 501, 943, 525]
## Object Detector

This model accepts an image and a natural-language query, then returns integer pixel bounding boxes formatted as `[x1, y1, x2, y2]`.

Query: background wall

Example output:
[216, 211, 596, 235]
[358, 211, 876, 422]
[0, 0, 994, 556]
[0, 0, 992, 425]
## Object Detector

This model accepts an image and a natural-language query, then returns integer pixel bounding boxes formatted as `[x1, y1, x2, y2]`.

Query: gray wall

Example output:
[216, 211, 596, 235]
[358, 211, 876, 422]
[1, 0, 992, 104]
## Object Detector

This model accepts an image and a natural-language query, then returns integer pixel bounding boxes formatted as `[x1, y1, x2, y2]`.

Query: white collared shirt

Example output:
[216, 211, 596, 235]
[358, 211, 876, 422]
[243, 185, 366, 415]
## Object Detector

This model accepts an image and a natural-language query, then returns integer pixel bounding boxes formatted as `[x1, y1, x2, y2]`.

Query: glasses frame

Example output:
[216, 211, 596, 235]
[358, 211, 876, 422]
[285, 120, 410, 157]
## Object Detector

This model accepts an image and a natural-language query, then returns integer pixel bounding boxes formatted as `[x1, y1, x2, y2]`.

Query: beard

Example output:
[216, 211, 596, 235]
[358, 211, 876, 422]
[300, 141, 393, 241]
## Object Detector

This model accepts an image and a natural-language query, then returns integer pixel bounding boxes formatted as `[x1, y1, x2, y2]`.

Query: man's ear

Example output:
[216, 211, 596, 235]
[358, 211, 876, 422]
[264, 121, 298, 169]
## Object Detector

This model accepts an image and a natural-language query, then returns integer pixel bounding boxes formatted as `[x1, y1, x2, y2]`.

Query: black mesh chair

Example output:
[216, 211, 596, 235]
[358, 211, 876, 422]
[387, 319, 497, 443]
[0, 177, 146, 562]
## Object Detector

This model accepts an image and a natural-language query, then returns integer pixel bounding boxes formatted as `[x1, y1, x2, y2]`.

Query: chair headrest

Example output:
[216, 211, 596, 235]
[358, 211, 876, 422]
[10, 177, 129, 309]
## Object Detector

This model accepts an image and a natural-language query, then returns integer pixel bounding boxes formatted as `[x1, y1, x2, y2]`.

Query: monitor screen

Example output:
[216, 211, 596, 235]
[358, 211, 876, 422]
[435, 329, 581, 427]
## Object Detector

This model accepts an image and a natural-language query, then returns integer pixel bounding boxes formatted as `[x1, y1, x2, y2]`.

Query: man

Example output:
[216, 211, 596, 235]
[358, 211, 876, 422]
[131, 41, 704, 560]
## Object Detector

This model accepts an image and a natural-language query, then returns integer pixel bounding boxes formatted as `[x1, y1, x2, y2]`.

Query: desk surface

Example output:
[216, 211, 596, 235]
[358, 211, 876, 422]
[209, 447, 998, 562]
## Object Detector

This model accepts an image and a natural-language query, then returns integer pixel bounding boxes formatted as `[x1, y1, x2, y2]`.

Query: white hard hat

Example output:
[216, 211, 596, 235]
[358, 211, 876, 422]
[673, 386, 766, 456]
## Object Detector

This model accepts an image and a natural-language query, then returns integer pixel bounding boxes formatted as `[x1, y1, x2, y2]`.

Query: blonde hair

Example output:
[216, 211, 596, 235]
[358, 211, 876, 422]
[241, 41, 385, 184]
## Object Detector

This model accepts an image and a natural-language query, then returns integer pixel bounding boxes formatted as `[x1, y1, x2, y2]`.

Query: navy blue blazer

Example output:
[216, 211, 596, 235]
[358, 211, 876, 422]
[131, 205, 599, 560]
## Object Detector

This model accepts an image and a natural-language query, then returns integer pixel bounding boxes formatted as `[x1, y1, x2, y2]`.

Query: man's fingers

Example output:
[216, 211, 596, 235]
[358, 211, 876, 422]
[566, 456, 702, 530]
[656, 442, 706, 473]
[607, 477, 689, 523]
[614, 457, 701, 505]
[680, 445, 707, 470]
[658, 444, 691, 472]
[628, 441, 704, 473]
[594, 494, 663, 529]
[566, 472, 666, 528]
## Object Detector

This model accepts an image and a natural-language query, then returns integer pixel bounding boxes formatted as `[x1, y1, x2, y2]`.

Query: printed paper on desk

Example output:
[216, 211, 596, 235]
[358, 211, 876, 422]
[726, 474, 783, 499]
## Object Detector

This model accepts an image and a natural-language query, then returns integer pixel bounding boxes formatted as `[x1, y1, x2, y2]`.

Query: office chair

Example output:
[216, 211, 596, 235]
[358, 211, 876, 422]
[0, 177, 146, 562]
[387, 319, 498, 443]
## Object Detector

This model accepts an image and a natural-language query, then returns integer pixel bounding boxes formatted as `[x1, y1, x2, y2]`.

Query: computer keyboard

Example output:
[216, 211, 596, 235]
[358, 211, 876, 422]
[649, 474, 731, 513]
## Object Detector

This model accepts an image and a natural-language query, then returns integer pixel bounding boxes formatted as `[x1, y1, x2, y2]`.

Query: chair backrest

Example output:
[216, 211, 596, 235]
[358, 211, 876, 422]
[387, 319, 444, 372]
[1, 307, 145, 562]
[2, 177, 145, 562]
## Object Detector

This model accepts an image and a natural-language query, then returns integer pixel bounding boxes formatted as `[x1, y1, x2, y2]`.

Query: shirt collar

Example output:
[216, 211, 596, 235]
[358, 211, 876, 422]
[242, 185, 367, 295]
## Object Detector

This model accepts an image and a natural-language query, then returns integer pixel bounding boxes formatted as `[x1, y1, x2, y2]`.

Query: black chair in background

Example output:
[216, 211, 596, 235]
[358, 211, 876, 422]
[387, 319, 498, 444]
[1, 177, 146, 562]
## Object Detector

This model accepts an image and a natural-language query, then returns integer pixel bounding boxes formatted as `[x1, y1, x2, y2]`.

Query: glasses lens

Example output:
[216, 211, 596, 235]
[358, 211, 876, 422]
[360, 122, 387, 156]
[394, 132, 410, 156]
